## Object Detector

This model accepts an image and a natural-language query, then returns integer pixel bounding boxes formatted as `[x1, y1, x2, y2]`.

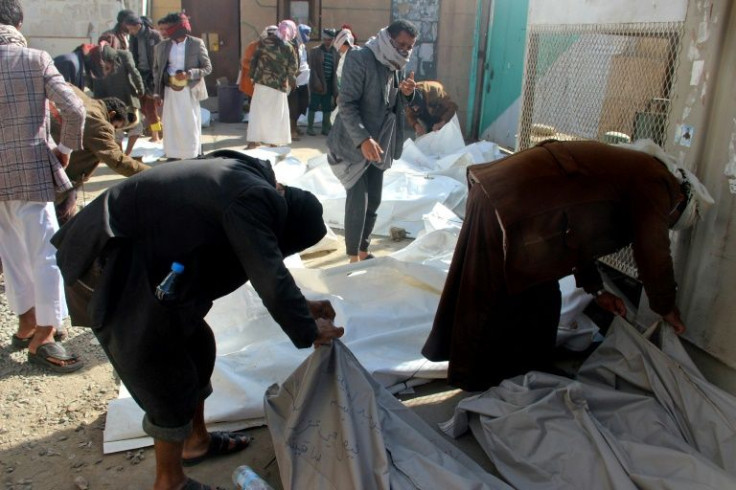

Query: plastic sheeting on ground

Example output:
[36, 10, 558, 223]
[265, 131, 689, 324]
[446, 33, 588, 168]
[440, 318, 736, 489]
[102, 254, 449, 453]
[128, 138, 165, 163]
[277, 116, 504, 237]
[101, 200, 604, 453]
[556, 275, 599, 351]
[265, 340, 513, 490]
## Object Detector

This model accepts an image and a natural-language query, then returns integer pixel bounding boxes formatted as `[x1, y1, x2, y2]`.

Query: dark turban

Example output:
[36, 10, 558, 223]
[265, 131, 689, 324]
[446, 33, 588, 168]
[280, 187, 326, 257]
[116, 9, 135, 24]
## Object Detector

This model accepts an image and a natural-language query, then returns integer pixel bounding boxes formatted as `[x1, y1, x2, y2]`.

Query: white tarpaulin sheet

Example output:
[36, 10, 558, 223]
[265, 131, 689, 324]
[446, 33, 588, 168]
[102, 255, 449, 453]
[441, 318, 736, 489]
[265, 340, 512, 490]
[102, 202, 606, 453]
[128, 138, 165, 163]
[274, 116, 504, 237]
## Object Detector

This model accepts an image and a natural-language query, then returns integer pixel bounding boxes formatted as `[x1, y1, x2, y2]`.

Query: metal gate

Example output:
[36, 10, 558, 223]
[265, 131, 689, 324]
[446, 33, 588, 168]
[516, 21, 684, 278]
[518, 22, 683, 151]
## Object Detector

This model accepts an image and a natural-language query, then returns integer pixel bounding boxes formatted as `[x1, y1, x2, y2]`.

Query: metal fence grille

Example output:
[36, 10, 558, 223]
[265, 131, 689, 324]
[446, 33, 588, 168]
[517, 21, 683, 278]
[518, 22, 683, 150]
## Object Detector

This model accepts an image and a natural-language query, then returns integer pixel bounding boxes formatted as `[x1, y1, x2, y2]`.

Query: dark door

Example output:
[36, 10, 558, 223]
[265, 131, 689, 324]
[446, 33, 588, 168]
[181, 0, 241, 93]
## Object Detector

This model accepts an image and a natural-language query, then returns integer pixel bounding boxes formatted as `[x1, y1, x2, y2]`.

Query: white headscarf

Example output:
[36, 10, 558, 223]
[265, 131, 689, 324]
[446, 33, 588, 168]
[617, 139, 715, 230]
[0, 24, 27, 47]
[260, 25, 277, 39]
[365, 27, 412, 71]
[334, 28, 355, 51]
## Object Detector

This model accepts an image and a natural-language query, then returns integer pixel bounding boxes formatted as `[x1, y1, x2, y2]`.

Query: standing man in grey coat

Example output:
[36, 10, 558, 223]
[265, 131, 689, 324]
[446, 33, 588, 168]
[153, 12, 212, 160]
[326, 20, 418, 263]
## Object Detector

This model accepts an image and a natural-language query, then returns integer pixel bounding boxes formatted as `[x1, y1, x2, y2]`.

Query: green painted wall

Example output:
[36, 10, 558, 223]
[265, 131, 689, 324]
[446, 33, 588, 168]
[478, 0, 529, 134]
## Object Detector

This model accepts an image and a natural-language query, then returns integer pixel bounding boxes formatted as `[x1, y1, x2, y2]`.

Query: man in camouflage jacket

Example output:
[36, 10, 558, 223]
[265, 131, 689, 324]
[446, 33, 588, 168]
[249, 31, 298, 93]
[247, 28, 298, 147]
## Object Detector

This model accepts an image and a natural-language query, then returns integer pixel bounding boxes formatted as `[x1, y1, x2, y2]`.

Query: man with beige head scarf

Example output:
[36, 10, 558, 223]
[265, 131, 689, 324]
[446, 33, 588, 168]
[333, 27, 356, 90]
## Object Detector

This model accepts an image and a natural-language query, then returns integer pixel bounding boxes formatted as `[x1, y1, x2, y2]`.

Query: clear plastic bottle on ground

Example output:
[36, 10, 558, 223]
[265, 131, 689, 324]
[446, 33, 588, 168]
[232, 465, 273, 490]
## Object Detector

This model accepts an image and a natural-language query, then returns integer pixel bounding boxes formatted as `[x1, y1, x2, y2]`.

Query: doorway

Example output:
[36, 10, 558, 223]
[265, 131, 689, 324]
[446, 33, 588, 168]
[181, 0, 241, 93]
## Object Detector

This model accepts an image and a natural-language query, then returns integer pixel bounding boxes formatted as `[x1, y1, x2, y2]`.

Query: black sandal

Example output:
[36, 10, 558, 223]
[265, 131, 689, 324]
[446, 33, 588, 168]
[27, 342, 83, 374]
[182, 432, 253, 467]
[11, 327, 67, 350]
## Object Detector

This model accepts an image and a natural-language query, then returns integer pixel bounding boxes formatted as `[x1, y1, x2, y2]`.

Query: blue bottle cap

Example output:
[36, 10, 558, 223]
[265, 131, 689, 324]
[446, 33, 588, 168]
[171, 262, 185, 273]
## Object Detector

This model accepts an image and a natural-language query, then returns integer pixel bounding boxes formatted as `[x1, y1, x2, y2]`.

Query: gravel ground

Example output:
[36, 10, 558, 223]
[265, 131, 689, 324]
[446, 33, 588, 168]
[0, 129, 411, 489]
[0, 273, 147, 490]
[0, 232, 410, 490]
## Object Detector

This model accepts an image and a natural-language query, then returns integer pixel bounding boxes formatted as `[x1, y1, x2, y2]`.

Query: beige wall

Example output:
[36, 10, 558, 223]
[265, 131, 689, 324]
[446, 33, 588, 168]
[436, 0, 476, 134]
[21, 0, 143, 56]
[321, 0, 390, 43]
[152, 0, 182, 25]
[239, 0, 277, 48]
[151, 0, 476, 131]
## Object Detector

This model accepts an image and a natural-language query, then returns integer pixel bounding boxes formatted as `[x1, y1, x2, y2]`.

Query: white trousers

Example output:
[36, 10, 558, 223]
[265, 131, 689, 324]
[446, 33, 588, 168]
[0, 201, 67, 327]
[247, 83, 291, 146]
[163, 86, 202, 159]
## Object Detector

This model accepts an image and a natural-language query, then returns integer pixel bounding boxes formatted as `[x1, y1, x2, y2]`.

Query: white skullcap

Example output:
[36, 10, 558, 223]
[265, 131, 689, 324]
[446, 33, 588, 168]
[260, 25, 277, 39]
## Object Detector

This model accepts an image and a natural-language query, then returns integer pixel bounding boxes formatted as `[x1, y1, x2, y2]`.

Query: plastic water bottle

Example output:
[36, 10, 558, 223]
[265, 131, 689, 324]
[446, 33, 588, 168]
[232, 465, 272, 490]
[155, 262, 184, 302]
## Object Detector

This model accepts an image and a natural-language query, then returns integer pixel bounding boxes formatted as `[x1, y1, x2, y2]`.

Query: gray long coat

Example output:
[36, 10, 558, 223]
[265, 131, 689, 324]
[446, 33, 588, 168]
[326, 47, 410, 188]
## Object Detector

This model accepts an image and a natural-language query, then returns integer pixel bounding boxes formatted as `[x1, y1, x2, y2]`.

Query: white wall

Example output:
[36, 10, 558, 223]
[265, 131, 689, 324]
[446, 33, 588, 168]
[528, 0, 687, 25]
[482, 98, 521, 149]
[20, 0, 144, 56]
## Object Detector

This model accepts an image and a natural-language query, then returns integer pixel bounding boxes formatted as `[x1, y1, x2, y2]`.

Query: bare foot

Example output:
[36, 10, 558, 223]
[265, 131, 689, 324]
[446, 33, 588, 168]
[16, 308, 37, 339]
